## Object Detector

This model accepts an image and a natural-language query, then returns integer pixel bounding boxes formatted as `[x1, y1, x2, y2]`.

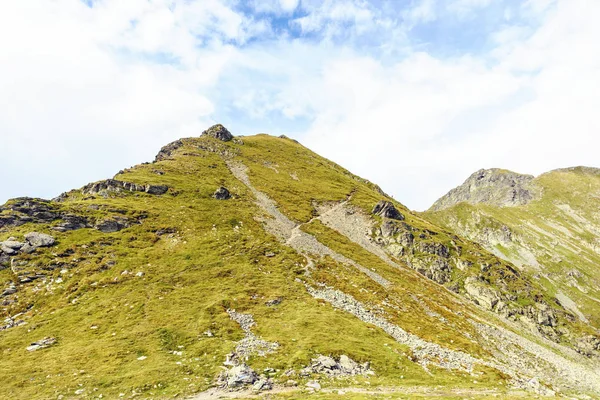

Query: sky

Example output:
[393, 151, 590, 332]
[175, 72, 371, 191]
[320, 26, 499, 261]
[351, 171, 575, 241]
[0, 0, 599, 210]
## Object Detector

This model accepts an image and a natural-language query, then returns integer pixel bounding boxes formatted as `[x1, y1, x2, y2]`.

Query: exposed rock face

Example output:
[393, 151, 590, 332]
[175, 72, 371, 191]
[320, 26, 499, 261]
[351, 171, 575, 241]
[155, 139, 184, 161]
[213, 186, 231, 200]
[82, 179, 168, 196]
[202, 124, 233, 142]
[464, 277, 501, 310]
[372, 200, 404, 220]
[53, 214, 90, 232]
[430, 169, 540, 211]
[0, 198, 60, 229]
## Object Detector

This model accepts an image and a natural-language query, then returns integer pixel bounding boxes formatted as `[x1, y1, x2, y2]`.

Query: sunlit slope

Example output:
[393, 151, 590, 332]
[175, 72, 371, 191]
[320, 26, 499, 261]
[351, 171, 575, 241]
[426, 167, 600, 352]
[1, 132, 598, 399]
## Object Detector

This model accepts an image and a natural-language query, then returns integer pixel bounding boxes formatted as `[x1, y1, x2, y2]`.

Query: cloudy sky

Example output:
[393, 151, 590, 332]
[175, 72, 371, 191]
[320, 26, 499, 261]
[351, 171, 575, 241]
[1, 0, 598, 210]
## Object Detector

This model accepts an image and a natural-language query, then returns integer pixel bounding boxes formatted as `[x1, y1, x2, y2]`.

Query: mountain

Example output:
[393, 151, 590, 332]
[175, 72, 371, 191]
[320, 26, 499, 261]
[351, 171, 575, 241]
[1, 126, 599, 399]
[426, 168, 600, 354]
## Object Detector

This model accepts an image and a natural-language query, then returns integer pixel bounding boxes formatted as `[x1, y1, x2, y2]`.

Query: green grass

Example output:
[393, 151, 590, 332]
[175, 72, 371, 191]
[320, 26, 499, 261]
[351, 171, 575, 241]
[0, 134, 576, 399]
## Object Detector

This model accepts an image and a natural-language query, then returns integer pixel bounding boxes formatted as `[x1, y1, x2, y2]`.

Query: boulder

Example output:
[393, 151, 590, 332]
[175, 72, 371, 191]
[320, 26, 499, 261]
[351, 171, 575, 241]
[213, 187, 231, 200]
[315, 355, 338, 370]
[372, 201, 404, 220]
[95, 219, 127, 233]
[226, 364, 258, 388]
[202, 124, 233, 142]
[26, 337, 56, 352]
[338, 355, 358, 372]
[25, 232, 55, 248]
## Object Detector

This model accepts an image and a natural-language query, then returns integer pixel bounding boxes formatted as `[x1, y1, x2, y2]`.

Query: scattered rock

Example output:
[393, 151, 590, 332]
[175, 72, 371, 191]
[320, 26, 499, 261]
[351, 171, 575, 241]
[372, 201, 404, 220]
[202, 124, 233, 142]
[301, 354, 372, 377]
[26, 337, 56, 351]
[213, 187, 231, 200]
[305, 381, 321, 391]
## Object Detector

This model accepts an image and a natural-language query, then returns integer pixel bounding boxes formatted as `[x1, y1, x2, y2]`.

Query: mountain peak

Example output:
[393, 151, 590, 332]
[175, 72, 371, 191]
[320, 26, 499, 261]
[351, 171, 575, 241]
[429, 168, 539, 211]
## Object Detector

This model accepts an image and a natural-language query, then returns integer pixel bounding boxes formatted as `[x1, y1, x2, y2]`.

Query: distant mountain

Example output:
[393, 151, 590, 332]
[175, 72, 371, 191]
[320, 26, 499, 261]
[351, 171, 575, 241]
[426, 167, 600, 357]
[1, 127, 599, 399]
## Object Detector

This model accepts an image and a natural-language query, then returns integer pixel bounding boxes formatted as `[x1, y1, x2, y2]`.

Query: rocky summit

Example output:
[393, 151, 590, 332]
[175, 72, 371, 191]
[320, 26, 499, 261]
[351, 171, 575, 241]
[429, 168, 540, 211]
[1, 126, 600, 399]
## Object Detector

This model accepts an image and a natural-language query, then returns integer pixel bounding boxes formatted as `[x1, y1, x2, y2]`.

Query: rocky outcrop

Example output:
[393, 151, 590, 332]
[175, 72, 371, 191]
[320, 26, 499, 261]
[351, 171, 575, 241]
[372, 200, 404, 220]
[202, 124, 233, 142]
[213, 186, 231, 200]
[82, 179, 168, 196]
[464, 277, 501, 310]
[430, 169, 540, 211]
[155, 139, 184, 161]
[0, 198, 60, 229]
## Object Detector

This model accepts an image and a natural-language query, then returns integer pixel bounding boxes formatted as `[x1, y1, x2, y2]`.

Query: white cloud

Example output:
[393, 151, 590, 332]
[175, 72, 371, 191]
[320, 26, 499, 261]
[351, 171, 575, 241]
[0, 0, 598, 212]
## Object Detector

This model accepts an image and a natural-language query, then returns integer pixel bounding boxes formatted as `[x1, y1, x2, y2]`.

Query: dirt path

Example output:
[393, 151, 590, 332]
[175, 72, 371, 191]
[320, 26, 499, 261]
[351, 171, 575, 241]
[190, 384, 531, 399]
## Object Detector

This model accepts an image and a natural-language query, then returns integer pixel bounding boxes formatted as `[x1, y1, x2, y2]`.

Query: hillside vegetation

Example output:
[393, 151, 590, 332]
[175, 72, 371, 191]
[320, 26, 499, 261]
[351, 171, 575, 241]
[1, 127, 599, 399]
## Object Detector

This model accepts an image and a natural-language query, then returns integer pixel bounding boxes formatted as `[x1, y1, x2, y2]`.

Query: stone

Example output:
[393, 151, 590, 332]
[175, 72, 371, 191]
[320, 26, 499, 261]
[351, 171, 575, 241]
[265, 297, 282, 307]
[338, 355, 358, 372]
[25, 232, 56, 248]
[226, 364, 258, 388]
[252, 378, 271, 391]
[202, 124, 233, 142]
[372, 200, 404, 220]
[1, 241, 23, 255]
[145, 185, 169, 195]
[213, 187, 231, 200]
[315, 355, 338, 370]
[95, 219, 127, 233]
[1, 286, 17, 297]
[26, 337, 56, 351]
[19, 243, 37, 254]
[305, 381, 321, 391]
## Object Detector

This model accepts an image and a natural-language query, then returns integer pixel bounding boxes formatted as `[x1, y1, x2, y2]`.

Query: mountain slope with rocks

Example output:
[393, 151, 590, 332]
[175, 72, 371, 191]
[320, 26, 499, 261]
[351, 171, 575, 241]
[426, 167, 600, 359]
[1, 128, 599, 399]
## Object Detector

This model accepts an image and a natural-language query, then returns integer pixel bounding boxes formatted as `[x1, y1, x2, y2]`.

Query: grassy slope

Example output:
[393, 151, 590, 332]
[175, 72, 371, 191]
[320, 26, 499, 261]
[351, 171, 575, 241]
[425, 168, 600, 331]
[0, 135, 511, 399]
